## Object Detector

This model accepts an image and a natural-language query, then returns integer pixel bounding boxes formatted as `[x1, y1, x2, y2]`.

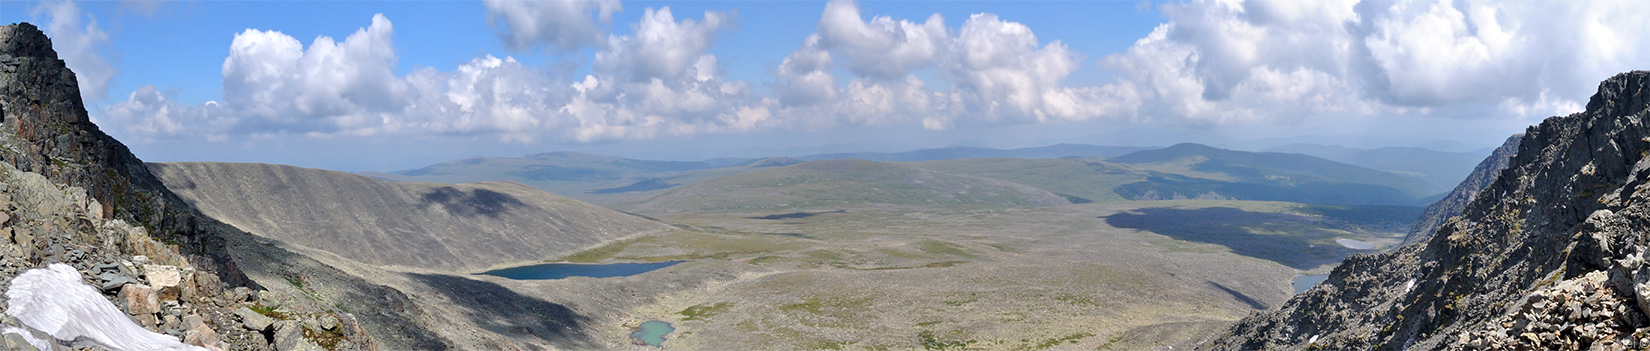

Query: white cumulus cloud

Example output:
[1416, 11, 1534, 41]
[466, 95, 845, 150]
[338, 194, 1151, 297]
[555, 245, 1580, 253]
[100, 0, 1650, 146]
[219, 14, 407, 135]
[483, 0, 621, 53]
[1101, 0, 1650, 125]
[814, 0, 947, 79]
[103, 11, 767, 143]
[774, 0, 1137, 128]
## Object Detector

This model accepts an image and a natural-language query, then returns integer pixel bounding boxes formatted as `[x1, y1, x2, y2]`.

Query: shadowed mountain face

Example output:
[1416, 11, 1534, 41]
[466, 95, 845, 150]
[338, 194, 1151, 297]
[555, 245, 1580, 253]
[150, 162, 672, 271]
[406, 274, 594, 349]
[1404, 134, 1522, 244]
[1108, 143, 1437, 206]
[630, 159, 1071, 213]
[1205, 71, 1650, 350]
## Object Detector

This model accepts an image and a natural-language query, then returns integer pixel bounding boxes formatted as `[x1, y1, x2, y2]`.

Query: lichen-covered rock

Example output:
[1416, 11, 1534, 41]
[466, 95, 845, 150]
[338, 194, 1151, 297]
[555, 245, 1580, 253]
[1206, 71, 1650, 350]
[181, 314, 224, 351]
[142, 264, 181, 302]
[1459, 271, 1643, 350]
[274, 321, 324, 351]
[117, 283, 158, 316]
[234, 307, 274, 332]
[318, 315, 339, 331]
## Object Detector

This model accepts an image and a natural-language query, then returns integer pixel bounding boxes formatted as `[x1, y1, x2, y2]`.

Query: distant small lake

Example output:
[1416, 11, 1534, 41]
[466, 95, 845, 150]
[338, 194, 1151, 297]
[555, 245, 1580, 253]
[632, 320, 674, 347]
[1293, 274, 1329, 294]
[480, 261, 684, 280]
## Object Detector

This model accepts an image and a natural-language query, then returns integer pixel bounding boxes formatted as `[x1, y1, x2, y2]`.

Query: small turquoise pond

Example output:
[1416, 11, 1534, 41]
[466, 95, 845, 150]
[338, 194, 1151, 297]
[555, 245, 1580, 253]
[479, 261, 684, 280]
[1293, 274, 1329, 294]
[632, 320, 674, 347]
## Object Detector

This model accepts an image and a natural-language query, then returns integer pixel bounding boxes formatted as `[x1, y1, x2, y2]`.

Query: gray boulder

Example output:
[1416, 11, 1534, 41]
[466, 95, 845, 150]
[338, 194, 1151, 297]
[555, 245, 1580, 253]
[233, 307, 275, 332]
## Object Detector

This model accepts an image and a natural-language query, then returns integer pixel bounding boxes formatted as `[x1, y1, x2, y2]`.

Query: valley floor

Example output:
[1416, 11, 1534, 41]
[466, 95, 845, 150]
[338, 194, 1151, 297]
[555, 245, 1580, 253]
[278, 200, 1404, 350]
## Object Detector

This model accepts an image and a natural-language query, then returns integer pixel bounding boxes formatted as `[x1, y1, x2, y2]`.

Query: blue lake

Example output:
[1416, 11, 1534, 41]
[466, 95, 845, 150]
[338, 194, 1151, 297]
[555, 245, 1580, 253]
[479, 261, 684, 280]
[632, 320, 675, 347]
[1293, 274, 1329, 294]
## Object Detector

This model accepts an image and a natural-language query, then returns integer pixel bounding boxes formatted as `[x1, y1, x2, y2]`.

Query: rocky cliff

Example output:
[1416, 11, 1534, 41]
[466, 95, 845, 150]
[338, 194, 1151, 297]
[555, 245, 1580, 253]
[1403, 134, 1522, 245]
[0, 22, 447, 350]
[1204, 71, 1650, 350]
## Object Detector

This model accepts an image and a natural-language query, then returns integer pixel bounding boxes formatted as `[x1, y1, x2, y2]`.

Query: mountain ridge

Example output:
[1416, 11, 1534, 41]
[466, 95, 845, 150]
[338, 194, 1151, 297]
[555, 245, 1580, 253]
[1107, 143, 1438, 206]
[152, 161, 673, 271]
[1403, 134, 1522, 245]
[1262, 143, 1486, 193]
[630, 158, 1071, 213]
[1205, 70, 1650, 350]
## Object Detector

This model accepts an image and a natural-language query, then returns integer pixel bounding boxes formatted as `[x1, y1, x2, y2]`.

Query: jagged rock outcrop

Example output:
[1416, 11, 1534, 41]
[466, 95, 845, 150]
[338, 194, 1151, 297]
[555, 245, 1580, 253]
[1404, 134, 1522, 245]
[0, 23, 242, 281]
[0, 22, 447, 350]
[1203, 71, 1650, 350]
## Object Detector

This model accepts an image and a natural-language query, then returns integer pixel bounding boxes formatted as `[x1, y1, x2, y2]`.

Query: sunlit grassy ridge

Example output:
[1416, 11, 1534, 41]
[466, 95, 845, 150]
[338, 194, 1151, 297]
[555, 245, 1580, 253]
[631, 159, 1071, 213]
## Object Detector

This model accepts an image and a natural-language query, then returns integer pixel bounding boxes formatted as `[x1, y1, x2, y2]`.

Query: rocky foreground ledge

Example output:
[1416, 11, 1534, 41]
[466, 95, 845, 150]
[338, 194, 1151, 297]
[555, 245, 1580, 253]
[1205, 71, 1650, 350]
[0, 22, 394, 351]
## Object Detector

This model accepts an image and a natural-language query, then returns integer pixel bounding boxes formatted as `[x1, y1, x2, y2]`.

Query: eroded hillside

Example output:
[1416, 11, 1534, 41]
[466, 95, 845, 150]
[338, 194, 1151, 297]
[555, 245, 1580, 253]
[151, 162, 672, 271]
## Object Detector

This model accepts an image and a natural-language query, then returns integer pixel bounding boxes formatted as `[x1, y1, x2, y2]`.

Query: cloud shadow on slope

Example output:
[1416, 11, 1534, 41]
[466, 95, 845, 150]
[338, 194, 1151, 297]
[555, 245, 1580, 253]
[420, 187, 525, 218]
[1102, 207, 1363, 269]
[407, 273, 595, 348]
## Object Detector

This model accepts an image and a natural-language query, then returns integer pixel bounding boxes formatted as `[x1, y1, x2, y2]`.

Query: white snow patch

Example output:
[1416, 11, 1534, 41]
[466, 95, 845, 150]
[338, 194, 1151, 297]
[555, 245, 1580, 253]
[1334, 238, 1376, 250]
[5, 263, 205, 351]
[1404, 278, 1416, 294]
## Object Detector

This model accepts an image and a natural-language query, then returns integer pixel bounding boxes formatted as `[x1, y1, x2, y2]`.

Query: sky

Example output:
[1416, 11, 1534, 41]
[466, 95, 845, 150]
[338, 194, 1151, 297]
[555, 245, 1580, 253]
[3, 0, 1647, 171]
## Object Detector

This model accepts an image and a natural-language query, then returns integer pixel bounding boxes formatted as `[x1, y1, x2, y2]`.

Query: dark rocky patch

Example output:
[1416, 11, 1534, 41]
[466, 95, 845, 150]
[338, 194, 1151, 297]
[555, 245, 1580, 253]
[1055, 193, 1093, 204]
[1207, 281, 1268, 310]
[588, 178, 675, 194]
[748, 210, 846, 220]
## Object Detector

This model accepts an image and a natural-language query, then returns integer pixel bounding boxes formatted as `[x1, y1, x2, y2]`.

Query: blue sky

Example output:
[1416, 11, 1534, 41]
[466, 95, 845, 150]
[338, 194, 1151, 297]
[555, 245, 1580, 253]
[4, 0, 1645, 171]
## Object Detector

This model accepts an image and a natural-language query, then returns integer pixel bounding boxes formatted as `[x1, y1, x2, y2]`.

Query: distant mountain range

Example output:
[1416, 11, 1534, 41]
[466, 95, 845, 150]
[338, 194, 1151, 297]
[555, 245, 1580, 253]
[628, 159, 1072, 213]
[371, 142, 1466, 208]
[1262, 143, 1487, 194]
[1106, 143, 1439, 206]
[797, 144, 1152, 162]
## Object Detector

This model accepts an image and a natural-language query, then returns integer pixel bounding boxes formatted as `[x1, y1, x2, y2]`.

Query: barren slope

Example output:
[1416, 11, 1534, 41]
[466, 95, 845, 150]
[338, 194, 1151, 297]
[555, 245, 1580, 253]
[630, 159, 1070, 214]
[151, 162, 671, 271]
